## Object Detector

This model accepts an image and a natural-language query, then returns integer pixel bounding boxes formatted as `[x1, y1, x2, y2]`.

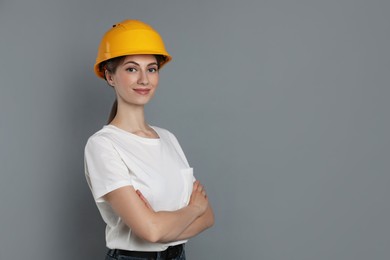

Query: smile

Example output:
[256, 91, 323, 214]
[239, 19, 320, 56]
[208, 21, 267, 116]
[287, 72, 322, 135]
[133, 88, 151, 95]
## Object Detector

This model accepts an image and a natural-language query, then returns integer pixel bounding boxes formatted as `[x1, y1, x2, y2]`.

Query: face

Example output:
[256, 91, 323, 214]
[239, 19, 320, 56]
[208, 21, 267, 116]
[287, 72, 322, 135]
[106, 54, 159, 107]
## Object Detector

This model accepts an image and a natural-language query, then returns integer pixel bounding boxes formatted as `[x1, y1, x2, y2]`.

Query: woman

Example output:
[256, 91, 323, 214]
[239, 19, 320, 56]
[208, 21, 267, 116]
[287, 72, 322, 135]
[84, 20, 214, 260]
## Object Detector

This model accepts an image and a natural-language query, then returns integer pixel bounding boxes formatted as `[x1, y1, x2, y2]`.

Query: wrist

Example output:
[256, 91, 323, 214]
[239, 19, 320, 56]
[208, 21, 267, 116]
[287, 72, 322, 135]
[187, 204, 203, 217]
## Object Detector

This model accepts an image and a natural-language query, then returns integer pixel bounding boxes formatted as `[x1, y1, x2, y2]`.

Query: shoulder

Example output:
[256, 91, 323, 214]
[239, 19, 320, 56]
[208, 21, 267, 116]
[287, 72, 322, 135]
[152, 126, 183, 147]
[85, 126, 116, 151]
[151, 126, 175, 139]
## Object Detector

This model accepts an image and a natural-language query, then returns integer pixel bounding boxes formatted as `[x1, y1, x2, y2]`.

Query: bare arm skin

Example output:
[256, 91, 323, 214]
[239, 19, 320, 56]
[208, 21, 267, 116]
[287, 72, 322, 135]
[137, 181, 215, 241]
[174, 204, 214, 240]
[104, 180, 210, 243]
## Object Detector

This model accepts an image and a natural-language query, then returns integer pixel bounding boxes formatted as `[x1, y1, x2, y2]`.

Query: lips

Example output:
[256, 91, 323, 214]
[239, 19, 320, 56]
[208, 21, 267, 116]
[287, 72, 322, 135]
[133, 88, 151, 95]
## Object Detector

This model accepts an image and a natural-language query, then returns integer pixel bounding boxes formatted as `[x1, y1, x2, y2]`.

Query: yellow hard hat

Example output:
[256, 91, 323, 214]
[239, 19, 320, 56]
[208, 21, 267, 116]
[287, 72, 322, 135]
[94, 19, 172, 79]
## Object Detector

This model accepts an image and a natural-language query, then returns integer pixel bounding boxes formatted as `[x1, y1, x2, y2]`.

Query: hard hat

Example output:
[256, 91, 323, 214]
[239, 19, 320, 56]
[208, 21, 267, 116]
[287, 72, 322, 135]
[94, 19, 172, 79]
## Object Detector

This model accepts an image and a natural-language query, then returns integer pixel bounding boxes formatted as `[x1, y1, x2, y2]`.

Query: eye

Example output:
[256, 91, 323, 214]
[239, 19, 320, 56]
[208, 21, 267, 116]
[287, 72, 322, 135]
[126, 67, 137, 72]
[148, 67, 158, 73]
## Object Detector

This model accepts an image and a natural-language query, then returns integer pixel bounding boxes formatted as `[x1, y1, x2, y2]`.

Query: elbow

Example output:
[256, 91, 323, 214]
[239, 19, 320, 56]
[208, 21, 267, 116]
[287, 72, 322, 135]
[124, 213, 165, 243]
[143, 233, 161, 243]
[144, 230, 171, 243]
[206, 208, 215, 228]
[136, 230, 161, 243]
[139, 222, 164, 243]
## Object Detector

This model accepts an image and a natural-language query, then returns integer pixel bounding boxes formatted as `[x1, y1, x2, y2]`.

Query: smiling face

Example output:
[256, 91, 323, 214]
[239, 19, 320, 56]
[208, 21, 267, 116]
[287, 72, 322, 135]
[106, 54, 160, 107]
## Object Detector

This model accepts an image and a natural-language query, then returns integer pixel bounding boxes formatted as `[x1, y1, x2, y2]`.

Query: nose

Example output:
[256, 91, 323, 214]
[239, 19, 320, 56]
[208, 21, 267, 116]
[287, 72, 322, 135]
[137, 70, 149, 86]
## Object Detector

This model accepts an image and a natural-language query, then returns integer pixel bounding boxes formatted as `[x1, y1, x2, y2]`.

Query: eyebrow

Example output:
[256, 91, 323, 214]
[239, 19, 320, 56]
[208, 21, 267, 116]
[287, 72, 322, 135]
[123, 61, 158, 66]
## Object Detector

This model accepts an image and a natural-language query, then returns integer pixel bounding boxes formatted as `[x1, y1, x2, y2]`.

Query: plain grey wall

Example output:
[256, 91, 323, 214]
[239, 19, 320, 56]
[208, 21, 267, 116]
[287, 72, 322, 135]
[1, 0, 389, 259]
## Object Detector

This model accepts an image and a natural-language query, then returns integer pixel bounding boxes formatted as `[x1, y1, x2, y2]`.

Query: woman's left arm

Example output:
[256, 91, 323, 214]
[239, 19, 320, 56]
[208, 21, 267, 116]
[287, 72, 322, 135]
[137, 184, 214, 242]
[174, 203, 214, 240]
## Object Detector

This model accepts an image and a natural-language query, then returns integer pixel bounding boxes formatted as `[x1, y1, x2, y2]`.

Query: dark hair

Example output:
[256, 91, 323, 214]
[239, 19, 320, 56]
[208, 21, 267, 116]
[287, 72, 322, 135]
[99, 56, 125, 81]
[100, 55, 166, 124]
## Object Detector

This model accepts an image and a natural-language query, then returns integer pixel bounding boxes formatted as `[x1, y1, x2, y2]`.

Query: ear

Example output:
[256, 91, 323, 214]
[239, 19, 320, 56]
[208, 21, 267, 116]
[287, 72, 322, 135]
[105, 70, 115, 87]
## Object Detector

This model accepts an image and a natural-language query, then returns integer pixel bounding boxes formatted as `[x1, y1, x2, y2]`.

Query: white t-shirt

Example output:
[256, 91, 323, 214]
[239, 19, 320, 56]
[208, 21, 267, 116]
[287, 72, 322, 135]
[84, 125, 194, 251]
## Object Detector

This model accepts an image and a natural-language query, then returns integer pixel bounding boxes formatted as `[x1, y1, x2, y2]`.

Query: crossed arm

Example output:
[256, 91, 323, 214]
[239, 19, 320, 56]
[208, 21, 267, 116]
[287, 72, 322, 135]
[104, 180, 214, 243]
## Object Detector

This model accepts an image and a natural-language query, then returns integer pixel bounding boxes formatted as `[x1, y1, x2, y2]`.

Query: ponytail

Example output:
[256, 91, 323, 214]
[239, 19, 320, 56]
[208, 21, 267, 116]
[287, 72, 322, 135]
[107, 99, 118, 124]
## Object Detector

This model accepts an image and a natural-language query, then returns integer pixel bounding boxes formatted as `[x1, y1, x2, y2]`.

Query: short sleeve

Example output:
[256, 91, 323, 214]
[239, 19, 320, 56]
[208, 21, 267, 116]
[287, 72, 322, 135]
[84, 135, 133, 202]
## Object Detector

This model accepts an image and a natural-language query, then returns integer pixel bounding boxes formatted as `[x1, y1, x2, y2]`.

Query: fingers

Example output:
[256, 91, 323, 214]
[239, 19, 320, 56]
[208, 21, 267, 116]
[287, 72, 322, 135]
[136, 189, 144, 199]
[193, 180, 199, 191]
[136, 189, 153, 210]
[197, 182, 206, 195]
[193, 180, 204, 192]
[193, 180, 207, 198]
[189, 181, 209, 215]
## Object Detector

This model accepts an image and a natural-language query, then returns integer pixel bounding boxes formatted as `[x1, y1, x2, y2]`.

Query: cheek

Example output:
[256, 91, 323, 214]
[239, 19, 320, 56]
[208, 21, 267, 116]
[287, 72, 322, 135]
[116, 75, 137, 86]
[151, 75, 159, 86]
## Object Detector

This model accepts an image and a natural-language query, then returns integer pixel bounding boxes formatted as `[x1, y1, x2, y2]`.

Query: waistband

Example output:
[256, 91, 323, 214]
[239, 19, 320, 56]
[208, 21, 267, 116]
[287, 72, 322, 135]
[111, 243, 184, 259]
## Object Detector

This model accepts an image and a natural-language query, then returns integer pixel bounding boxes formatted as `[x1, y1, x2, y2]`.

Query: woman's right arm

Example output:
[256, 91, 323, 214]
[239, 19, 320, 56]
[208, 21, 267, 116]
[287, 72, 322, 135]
[103, 181, 208, 243]
[137, 181, 214, 241]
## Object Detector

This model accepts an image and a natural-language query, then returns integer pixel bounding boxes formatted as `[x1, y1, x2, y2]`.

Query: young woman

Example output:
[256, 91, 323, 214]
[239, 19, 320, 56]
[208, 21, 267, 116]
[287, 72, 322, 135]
[84, 20, 214, 260]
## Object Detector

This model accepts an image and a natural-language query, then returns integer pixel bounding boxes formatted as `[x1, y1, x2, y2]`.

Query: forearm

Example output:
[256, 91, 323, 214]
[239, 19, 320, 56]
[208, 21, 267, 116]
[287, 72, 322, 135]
[104, 186, 203, 243]
[106, 183, 210, 243]
[151, 205, 202, 243]
[142, 181, 213, 242]
[174, 204, 214, 241]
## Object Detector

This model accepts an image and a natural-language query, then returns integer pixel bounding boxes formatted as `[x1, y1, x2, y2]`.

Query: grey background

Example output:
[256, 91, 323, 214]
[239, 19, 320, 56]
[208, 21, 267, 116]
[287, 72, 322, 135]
[0, 0, 389, 259]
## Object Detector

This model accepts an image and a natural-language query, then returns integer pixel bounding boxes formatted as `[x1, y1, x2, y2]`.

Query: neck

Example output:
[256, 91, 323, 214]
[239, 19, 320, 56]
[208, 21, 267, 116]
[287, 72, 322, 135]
[110, 102, 149, 132]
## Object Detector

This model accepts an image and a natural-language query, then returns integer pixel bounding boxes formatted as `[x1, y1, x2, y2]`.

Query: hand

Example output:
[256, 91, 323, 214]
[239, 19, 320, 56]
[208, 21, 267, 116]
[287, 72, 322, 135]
[188, 180, 209, 215]
[136, 190, 154, 211]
